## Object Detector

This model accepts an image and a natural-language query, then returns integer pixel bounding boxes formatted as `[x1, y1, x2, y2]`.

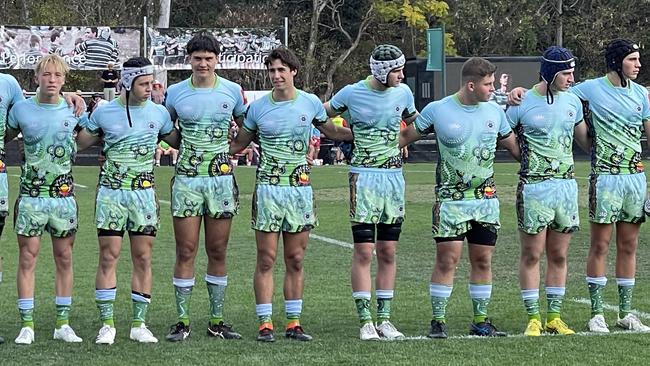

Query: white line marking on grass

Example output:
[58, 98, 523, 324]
[397, 329, 649, 341]
[310, 233, 354, 249]
[571, 297, 650, 320]
[159, 199, 171, 205]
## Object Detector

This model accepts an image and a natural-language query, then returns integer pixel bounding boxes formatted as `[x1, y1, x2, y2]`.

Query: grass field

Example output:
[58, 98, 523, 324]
[1, 162, 650, 365]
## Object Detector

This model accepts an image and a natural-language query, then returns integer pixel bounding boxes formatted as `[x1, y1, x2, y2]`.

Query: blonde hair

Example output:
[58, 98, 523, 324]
[35, 54, 70, 76]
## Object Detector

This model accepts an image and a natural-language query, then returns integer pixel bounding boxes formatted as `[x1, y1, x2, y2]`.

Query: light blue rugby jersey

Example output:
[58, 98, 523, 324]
[165, 75, 247, 177]
[243, 88, 328, 186]
[0, 73, 25, 156]
[84, 98, 173, 190]
[571, 77, 650, 175]
[8, 97, 84, 197]
[329, 76, 417, 169]
[415, 94, 512, 201]
[506, 87, 583, 183]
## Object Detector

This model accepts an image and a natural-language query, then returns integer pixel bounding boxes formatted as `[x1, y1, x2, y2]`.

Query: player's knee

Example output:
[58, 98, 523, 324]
[205, 243, 227, 261]
[99, 249, 120, 268]
[353, 244, 374, 265]
[547, 253, 566, 268]
[376, 223, 402, 242]
[53, 248, 73, 268]
[285, 252, 304, 272]
[617, 241, 637, 257]
[132, 251, 152, 268]
[375, 245, 396, 265]
[352, 223, 375, 244]
[471, 256, 492, 272]
[256, 251, 276, 273]
[589, 241, 609, 257]
[521, 251, 541, 267]
[435, 253, 459, 273]
[18, 251, 38, 269]
[176, 244, 197, 263]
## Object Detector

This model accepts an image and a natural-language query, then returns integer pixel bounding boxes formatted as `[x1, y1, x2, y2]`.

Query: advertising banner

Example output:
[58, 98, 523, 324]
[0, 25, 141, 70]
[148, 27, 282, 70]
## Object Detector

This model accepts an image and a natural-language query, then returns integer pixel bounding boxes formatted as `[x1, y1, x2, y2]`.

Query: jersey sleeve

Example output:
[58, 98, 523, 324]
[401, 84, 417, 118]
[329, 85, 351, 113]
[496, 109, 513, 138]
[157, 105, 174, 136]
[85, 109, 102, 136]
[242, 104, 257, 134]
[310, 94, 328, 126]
[233, 85, 247, 118]
[76, 112, 90, 131]
[641, 87, 650, 121]
[7, 105, 20, 131]
[8, 75, 24, 106]
[414, 103, 436, 135]
[163, 88, 177, 120]
[572, 95, 585, 124]
[505, 104, 520, 129]
[569, 81, 589, 100]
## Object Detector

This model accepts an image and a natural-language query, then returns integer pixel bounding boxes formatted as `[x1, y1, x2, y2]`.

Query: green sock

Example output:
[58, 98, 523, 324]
[431, 296, 449, 323]
[618, 284, 634, 318]
[470, 284, 492, 324]
[354, 298, 373, 324]
[547, 294, 564, 321]
[174, 285, 192, 326]
[588, 282, 605, 317]
[132, 301, 149, 328]
[207, 280, 226, 326]
[258, 315, 272, 325]
[472, 298, 490, 323]
[524, 298, 541, 321]
[55, 304, 71, 329]
[377, 298, 392, 322]
[96, 300, 114, 327]
[19, 308, 34, 329]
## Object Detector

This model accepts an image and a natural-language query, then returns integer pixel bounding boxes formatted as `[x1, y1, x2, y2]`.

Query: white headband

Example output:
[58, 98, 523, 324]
[369, 54, 406, 84]
[120, 65, 154, 91]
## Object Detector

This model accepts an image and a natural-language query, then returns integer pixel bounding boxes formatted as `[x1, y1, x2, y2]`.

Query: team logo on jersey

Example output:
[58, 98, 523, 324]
[395, 106, 401, 112]
[300, 115, 308, 123]
[290, 164, 311, 187]
[49, 174, 74, 198]
[149, 122, 156, 129]
[568, 110, 574, 118]
[221, 102, 230, 110]
[208, 153, 232, 177]
[486, 120, 495, 130]
[637, 106, 642, 112]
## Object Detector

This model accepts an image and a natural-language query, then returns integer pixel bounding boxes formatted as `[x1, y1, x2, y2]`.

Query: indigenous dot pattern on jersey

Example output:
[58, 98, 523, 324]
[369, 44, 405, 84]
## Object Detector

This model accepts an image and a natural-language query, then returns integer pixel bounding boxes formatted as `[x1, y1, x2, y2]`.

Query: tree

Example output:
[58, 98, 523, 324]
[375, 0, 456, 57]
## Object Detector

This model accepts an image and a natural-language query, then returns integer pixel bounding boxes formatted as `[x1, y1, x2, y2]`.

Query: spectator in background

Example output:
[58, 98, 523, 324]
[101, 62, 119, 101]
[308, 126, 321, 163]
[22, 35, 43, 68]
[151, 80, 165, 104]
[155, 141, 178, 166]
[74, 27, 119, 69]
[49, 30, 65, 56]
[331, 115, 349, 164]
[88, 93, 108, 115]
[490, 73, 511, 110]
[400, 120, 409, 162]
